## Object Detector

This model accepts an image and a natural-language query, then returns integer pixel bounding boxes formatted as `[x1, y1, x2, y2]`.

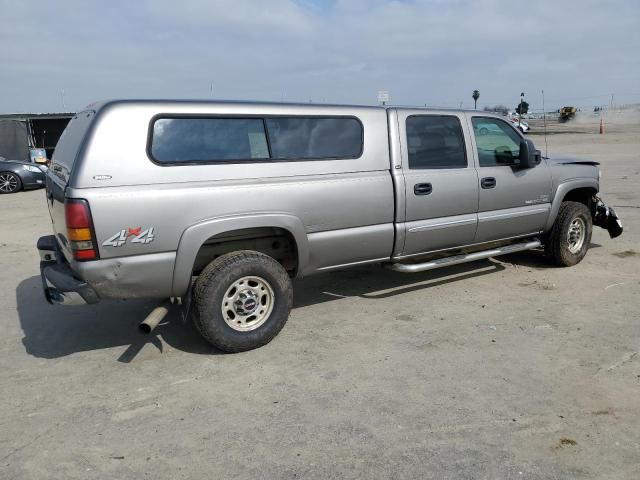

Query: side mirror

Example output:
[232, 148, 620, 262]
[518, 139, 541, 168]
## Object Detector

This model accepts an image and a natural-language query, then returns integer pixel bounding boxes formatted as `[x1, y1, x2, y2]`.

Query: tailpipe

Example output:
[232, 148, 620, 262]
[139, 300, 172, 334]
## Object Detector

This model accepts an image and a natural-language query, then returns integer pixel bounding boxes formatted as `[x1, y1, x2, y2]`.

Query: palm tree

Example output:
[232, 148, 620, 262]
[472, 90, 480, 110]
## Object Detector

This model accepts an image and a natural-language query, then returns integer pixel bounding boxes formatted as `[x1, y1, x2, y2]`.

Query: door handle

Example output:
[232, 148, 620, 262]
[414, 183, 432, 195]
[481, 177, 496, 189]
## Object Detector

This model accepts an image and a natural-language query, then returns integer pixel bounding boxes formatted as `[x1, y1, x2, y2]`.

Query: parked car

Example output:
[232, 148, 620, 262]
[508, 115, 530, 133]
[37, 101, 622, 352]
[0, 158, 45, 194]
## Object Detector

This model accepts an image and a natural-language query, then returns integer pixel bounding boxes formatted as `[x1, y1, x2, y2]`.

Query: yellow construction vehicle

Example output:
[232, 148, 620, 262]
[559, 106, 577, 122]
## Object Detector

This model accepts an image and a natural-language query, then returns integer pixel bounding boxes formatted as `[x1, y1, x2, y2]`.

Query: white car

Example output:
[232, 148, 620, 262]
[508, 115, 530, 134]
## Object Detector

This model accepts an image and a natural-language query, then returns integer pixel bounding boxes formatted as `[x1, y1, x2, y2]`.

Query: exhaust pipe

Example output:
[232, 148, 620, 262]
[139, 300, 172, 334]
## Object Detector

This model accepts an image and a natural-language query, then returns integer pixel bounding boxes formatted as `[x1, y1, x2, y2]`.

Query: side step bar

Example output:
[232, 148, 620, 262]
[385, 239, 542, 273]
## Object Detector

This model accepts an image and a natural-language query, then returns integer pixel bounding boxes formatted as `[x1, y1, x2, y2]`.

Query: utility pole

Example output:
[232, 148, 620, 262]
[542, 90, 548, 158]
[378, 90, 390, 106]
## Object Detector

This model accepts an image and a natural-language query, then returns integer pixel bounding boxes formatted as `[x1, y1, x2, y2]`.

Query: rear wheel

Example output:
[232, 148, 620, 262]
[545, 201, 592, 266]
[0, 172, 21, 194]
[192, 251, 293, 352]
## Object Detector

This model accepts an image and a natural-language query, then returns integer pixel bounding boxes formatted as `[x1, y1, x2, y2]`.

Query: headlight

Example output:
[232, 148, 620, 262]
[24, 165, 42, 173]
[598, 168, 602, 180]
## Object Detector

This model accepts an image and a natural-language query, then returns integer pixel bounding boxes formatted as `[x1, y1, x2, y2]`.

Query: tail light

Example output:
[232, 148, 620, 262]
[64, 199, 99, 261]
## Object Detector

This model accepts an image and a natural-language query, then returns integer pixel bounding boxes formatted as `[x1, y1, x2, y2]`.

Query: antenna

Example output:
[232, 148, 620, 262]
[542, 89, 548, 158]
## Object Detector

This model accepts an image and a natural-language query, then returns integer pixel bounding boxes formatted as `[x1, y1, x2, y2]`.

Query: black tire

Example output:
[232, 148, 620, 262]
[0, 171, 22, 194]
[545, 201, 592, 266]
[192, 250, 293, 352]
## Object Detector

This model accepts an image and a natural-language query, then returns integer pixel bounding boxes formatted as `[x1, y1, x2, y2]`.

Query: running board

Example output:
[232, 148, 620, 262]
[385, 240, 542, 273]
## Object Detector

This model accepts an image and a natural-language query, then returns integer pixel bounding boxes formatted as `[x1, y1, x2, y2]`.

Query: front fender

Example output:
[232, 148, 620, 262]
[171, 213, 309, 296]
[544, 178, 599, 232]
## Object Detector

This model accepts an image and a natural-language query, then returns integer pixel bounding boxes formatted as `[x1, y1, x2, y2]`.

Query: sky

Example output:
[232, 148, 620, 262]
[1, 0, 639, 113]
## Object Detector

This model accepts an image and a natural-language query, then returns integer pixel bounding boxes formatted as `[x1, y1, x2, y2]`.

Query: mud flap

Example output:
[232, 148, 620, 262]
[593, 196, 623, 239]
[180, 277, 194, 324]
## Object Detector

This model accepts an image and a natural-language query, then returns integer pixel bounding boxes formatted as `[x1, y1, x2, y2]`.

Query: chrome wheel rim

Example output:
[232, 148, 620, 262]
[0, 173, 19, 193]
[567, 217, 586, 254]
[222, 276, 274, 332]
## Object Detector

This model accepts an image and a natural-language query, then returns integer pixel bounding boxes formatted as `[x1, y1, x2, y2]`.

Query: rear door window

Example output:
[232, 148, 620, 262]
[406, 115, 467, 169]
[151, 118, 269, 163]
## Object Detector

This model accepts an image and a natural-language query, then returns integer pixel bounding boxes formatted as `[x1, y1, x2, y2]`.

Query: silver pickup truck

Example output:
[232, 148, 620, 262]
[37, 100, 622, 352]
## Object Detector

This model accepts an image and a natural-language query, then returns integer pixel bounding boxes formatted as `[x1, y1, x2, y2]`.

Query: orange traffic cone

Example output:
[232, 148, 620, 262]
[599, 118, 605, 134]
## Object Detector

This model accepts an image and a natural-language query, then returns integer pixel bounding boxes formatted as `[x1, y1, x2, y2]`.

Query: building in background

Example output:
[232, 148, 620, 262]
[0, 112, 74, 163]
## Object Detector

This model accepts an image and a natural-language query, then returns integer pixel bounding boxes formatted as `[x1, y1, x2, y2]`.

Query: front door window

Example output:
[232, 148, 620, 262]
[472, 117, 522, 167]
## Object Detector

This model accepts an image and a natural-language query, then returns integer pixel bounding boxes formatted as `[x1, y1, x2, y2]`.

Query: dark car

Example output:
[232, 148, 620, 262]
[0, 157, 46, 194]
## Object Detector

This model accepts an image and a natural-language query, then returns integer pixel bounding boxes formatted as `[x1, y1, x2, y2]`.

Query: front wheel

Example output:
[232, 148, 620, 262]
[192, 251, 293, 352]
[545, 201, 592, 266]
[0, 172, 22, 194]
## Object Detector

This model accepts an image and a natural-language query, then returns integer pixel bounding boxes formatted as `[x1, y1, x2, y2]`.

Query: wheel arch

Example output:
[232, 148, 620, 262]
[171, 213, 309, 296]
[544, 179, 598, 232]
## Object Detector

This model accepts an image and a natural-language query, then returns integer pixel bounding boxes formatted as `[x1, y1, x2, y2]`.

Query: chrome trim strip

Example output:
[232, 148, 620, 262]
[408, 217, 477, 233]
[392, 232, 542, 260]
[478, 206, 550, 222]
[316, 257, 390, 271]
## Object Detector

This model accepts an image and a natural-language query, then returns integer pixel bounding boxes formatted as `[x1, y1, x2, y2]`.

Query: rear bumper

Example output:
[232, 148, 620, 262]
[37, 235, 100, 305]
[37, 235, 176, 302]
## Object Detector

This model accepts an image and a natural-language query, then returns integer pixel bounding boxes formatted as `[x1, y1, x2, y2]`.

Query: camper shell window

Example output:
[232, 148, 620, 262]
[149, 115, 364, 164]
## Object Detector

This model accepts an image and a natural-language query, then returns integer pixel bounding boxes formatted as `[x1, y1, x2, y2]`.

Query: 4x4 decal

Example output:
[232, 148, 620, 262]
[102, 227, 155, 247]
